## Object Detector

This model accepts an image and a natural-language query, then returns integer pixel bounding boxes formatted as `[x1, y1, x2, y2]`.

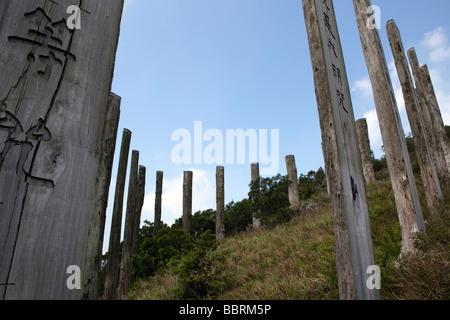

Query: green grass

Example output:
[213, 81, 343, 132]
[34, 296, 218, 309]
[128, 176, 449, 300]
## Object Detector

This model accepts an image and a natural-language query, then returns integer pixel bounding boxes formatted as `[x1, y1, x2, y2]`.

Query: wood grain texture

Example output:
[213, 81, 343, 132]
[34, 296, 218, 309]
[353, 0, 423, 258]
[387, 20, 442, 217]
[0, 0, 124, 300]
[103, 129, 131, 301]
[303, 0, 377, 300]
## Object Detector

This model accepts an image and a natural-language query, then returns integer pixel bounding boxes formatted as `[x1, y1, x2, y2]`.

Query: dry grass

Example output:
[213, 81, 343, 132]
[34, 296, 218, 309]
[128, 181, 449, 300]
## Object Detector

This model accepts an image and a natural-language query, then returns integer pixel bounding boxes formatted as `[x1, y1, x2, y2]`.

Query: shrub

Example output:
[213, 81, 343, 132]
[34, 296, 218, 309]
[173, 231, 227, 299]
[132, 226, 195, 279]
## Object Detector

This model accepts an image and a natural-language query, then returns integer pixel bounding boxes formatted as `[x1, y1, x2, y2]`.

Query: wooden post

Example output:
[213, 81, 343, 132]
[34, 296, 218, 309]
[154, 171, 163, 236]
[132, 165, 146, 257]
[303, 0, 378, 300]
[421, 64, 450, 171]
[321, 142, 331, 195]
[0, 1, 124, 300]
[90, 92, 121, 299]
[250, 162, 261, 229]
[355, 119, 376, 184]
[118, 150, 139, 300]
[285, 155, 300, 208]
[103, 132, 131, 302]
[408, 48, 449, 182]
[216, 166, 225, 239]
[387, 20, 443, 215]
[182, 171, 193, 234]
[353, 0, 425, 257]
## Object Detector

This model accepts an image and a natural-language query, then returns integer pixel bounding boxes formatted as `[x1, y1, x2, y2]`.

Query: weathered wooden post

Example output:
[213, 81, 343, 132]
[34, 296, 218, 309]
[182, 171, 193, 234]
[421, 64, 450, 171]
[250, 162, 261, 229]
[103, 129, 131, 301]
[216, 166, 225, 239]
[132, 165, 146, 257]
[90, 92, 121, 299]
[387, 20, 443, 214]
[118, 150, 139, 300]
[154, 171, 163, 236]
[355, 119, 376, 184]
[321, 142, 331, 195]
[303, 0, 378, 300]
[0, 1, 124, 300]
[353, 0, 425, 257]
[285, 155, 300, 208]
[408, 48, 449, 182]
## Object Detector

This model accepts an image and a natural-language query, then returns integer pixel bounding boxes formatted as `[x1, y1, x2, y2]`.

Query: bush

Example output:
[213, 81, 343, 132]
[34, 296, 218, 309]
[132, 226, 195, 279]
[224, 199, 253, 236]
[173, 209, 216, 240]
[173, 231, 227, 299]
[249, 174, 292, 227]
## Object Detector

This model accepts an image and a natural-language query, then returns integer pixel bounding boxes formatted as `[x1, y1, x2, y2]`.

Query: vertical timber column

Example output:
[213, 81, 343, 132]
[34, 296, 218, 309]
[118, 150, 139, 300]
[408, 48, 449, 182]
[321, 142, 331, 195]
[285, 155, 300, 208]
[90, 92, 121, 299]
[303, 0, 378, 300]
[250, 162, 261, 230]
[355, 119, 376, 184]
[132, 165, 146, 257]
[182, 171, 193, 234]
[387, 20, 443, 215]
[353, 0, 425, 257]
[421, 65, 450, 171]
[154, 171, 163, 235]
[0, 0, 124, 299]
[216, 166, 225, 240]
[103, 129, 132, 300]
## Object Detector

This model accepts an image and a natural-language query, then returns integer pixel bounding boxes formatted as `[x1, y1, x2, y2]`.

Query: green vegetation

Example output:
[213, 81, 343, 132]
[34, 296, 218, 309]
[103, 143, 449, 300]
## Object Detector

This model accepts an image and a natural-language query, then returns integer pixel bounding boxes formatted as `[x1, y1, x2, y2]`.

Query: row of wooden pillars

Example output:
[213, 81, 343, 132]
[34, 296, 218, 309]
[303, 0, 450, 300]
[103, 129, 146, 300]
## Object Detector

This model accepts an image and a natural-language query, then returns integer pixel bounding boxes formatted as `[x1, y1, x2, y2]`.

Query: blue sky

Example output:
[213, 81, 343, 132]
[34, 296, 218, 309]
[104, 0, 450, 252]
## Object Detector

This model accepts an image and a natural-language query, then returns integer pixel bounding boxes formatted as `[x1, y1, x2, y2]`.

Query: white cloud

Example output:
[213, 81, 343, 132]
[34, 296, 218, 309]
[351, 76, 372, 98]
[141, 169, 216, 226]
[422, 27, 450, 63]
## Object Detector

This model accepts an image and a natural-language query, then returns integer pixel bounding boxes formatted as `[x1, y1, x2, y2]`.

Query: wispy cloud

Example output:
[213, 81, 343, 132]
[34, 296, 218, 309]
[422, 27, 450, 63]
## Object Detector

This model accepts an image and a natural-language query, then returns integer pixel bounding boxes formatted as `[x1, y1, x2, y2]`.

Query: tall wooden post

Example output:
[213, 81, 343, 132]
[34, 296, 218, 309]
[90, 92, 121, 299]
[182, 171, 193, 234]
[216, 166, 225, 239]
[355, 119, 376, 184]
[154, 171, 163, 236]
[353, 0, 425, 257]
[118, 150, 139, 300]
[387, 20, 443, 215]
[132, 165, 146, 257]
[408, 48, 449, 182]
[0, 1, 124, 300]
[103, 131, 132, 301]
[285, 155, 300, 208]
[250, 162, 261, 230]
[303, 0, 378, 300]
[421, 64, 450, 171]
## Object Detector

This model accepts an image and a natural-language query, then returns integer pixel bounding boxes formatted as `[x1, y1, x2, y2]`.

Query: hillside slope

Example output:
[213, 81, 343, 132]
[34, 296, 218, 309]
[128, 179, 449, 300]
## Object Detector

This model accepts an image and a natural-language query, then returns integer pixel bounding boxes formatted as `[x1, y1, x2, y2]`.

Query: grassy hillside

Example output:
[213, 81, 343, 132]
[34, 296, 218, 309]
[121, 134, 450, 300]
[127, 185, 449, 300]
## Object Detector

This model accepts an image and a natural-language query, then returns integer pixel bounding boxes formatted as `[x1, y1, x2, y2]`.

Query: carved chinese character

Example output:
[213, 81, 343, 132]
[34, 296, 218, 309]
[8, 7, 76, 81]
[0, 113, 54, 188]
[337, 90, 349, 114]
